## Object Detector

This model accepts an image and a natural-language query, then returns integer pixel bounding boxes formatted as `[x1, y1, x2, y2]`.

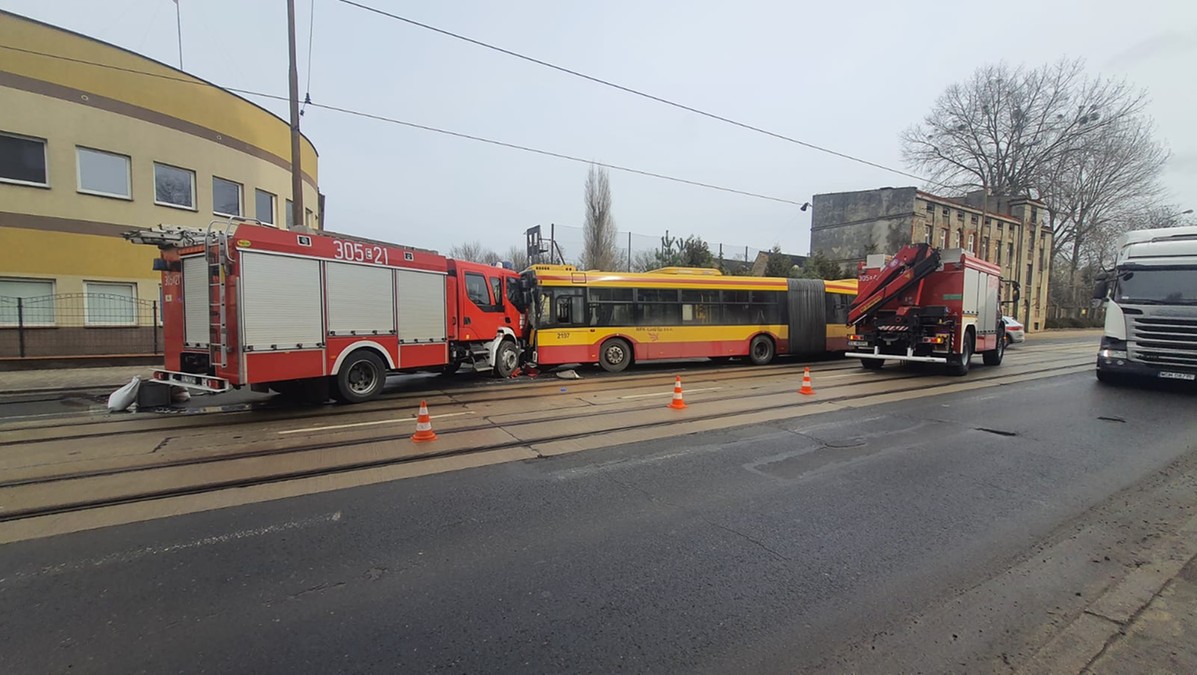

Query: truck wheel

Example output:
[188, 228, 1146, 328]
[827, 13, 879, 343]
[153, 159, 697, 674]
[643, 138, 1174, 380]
[982, 335, 1004, 366]
[493, 339, 519, 378]
[861, 358, 884, 370]
[599, 338, 632, 373]
[748, 335, 775, 365]
[949, 336, 973, 376]
[336, 351, 386, 403]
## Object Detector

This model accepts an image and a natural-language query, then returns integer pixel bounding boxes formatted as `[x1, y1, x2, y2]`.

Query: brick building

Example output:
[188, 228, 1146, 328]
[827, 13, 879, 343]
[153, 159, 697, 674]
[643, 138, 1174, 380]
[810, 186, 1052, 331]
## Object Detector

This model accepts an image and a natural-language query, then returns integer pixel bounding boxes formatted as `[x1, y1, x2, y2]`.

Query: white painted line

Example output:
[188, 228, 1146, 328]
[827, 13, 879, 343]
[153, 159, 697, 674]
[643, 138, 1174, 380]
[277, 411, 474, 435]
[619, 387, 721, 400]
[0, 511, 342, 584]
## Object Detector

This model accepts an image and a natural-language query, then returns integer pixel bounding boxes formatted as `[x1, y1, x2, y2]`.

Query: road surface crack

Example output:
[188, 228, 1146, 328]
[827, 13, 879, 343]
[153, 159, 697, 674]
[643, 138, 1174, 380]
[290, 581, 346, 599]
[706, 520, 791, 562]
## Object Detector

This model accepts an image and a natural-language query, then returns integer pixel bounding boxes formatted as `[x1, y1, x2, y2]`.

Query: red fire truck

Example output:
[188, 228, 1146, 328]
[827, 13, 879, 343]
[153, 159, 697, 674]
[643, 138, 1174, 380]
[127, 221, 526, 403]
[846, 243, 1017, 376]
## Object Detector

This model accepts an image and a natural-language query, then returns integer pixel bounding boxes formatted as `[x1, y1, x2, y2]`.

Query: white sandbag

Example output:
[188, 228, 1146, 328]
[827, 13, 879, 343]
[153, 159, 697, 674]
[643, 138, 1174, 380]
[107, 376, 141, 412]
[555, 369, 582, 380]
[170, 386, 191, 403]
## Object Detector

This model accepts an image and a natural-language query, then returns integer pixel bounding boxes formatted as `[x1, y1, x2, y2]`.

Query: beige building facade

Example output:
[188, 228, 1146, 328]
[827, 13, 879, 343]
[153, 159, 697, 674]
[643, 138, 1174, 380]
[0, 10, 320, 357]
[810, 186, 1052, 331]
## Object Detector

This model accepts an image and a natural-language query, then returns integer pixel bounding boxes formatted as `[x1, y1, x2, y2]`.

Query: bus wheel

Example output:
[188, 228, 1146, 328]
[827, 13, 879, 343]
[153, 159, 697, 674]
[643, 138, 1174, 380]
[599, 338, 632, 373]
[748, 335, 775, 365]
[493, 339, 519, 378]
[336, 351, 386, 403]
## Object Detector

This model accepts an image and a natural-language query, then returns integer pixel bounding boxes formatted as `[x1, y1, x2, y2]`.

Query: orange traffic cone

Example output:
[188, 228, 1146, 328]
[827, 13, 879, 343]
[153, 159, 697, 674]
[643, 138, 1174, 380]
[799, 367, 816, 396]
[411, 400, 438, 442]
[668, 375, 688, 410]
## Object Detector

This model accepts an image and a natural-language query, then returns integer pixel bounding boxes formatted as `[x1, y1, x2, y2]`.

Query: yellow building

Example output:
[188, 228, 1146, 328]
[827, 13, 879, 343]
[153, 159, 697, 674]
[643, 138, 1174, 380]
[0, 10, 319, 358]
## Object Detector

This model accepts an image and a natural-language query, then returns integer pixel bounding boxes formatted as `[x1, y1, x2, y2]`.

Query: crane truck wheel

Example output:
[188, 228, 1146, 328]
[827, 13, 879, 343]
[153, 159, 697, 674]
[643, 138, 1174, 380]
[598, 338, 632, 373]
[949, 333, 974, 376]
[982, 334, 1004, 366]
[748, 335, 775, 365]
[335, 350, 386, 403]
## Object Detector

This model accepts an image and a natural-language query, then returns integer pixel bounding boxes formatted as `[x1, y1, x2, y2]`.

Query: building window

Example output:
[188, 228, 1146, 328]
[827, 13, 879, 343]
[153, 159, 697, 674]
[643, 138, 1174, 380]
[984, 218, 991, 226]
[967, 234, 975, 251]
[982, 237, 990, 260]
[995, 245, 1002, 265]
[956, 210, 964, 221]
[1031, 207, 1039, 224]
[955, 229, 963, 247]
[0, 132, 49, 187]
[970, 214, 978, 224]
[1008, 243, 1015, 264]
[285, 199, 294, 228]
[942, 207, 949, 216]
[925, 202, 934, 212]
[213, 176, 242, 217]
[0, 278, 55, 326]
[76, 147, 131, 199]
[84, 281, 137, 326]
[939, 229, 947, 249]
[255, 189, 275, 225]
[305, 208, 314, 229]
[154, 162, 195, 209]
[923, 224, 932, 244]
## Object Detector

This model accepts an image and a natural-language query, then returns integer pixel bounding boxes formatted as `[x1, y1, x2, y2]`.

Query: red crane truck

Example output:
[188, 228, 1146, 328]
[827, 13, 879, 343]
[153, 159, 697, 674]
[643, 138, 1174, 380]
[845, 243, 1017, 376]
[126, 220, 526, 403]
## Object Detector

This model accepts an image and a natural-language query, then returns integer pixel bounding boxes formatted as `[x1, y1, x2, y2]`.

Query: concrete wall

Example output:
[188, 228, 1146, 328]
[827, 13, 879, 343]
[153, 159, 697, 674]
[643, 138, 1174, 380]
[810, 187, 918, 267]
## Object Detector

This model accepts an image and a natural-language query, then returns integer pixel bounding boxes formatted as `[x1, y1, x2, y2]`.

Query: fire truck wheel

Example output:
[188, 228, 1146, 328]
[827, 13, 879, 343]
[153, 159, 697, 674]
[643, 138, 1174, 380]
[493, 339, 519, 378]
[949, 334, 973, 376]
[336, 351, 386, 403]
[861, 358, 884, 370]
[748, 335, 775, 366]
[982, 334, 1004, 366]
[598, 338, 632, 373]
[441, 360, 463, 376]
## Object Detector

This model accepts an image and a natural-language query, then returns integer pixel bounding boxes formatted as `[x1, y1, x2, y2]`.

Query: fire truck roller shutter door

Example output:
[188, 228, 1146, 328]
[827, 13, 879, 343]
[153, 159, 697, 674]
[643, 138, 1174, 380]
[326, 261, 395, 336]
[787, 278, 826, 354]
[182, 255, 209, 347]
[240, 252, 323, 350]
[397, 269, 447, 343]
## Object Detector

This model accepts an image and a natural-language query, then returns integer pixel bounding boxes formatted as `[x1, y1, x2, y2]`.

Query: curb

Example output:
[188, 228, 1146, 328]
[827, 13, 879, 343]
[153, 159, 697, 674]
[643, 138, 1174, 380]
[1017, 513, 1197, 674]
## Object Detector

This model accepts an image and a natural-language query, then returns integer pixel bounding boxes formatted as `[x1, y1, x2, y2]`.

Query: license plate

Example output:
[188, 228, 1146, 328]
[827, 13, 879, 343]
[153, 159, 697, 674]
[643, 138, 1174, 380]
[848, 341, 868, 348]
[1159, 371, 1196, 381]
[180, 375, 200, 385]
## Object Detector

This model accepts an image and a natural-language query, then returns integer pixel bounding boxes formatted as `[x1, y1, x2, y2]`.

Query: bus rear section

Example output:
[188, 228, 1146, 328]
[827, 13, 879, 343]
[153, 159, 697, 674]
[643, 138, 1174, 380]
[522, 264, 857, 372]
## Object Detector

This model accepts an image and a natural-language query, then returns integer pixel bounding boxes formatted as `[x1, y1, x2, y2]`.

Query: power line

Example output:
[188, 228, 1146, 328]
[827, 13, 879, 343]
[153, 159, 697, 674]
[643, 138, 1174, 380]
[335, 0, 938, 187]
[0, 43, 804, 206]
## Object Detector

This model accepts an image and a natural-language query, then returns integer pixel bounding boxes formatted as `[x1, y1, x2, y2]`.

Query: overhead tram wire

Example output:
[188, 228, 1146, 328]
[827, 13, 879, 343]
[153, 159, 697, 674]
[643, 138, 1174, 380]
[335, 0, 939, 188]
[0, 43, 804, 206]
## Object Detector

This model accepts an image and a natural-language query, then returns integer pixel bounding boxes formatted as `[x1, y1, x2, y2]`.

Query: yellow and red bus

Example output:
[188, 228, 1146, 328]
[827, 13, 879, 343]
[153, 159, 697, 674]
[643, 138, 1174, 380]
[521, 264, 858, 372]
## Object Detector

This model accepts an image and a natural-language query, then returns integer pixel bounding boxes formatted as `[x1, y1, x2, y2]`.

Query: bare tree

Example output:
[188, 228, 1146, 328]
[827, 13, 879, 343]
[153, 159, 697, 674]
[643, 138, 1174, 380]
[504, 245, 529, 271]
[902, 58, 1171, 318]
[581, 164, 619, 271]
[448, 241, 500, 265]
[630, 250, 658, 272]
[901, 59, 1149, 197]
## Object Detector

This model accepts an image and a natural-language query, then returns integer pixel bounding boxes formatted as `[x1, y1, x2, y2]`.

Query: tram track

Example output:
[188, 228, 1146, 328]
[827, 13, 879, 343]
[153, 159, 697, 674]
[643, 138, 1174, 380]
[0, 348, 1094, 523]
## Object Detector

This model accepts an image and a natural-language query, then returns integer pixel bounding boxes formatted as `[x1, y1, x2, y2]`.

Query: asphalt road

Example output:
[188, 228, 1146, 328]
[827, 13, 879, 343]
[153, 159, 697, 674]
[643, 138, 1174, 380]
[2, 364, 1195, 673]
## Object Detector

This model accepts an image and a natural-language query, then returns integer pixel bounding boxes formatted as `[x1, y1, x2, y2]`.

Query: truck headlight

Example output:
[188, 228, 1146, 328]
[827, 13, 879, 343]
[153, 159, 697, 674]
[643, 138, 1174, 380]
[1100, 348, 1128, 359]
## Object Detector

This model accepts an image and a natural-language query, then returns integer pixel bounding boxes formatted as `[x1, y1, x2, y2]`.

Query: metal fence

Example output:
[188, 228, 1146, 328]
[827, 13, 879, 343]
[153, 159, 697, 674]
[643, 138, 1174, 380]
[543, 224, 765, 271]
[0, 293, 162, 358]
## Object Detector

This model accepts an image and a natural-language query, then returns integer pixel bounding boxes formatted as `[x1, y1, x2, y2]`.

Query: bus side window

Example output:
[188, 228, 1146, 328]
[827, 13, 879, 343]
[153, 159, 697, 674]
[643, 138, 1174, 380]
[555, 296, 572, 324]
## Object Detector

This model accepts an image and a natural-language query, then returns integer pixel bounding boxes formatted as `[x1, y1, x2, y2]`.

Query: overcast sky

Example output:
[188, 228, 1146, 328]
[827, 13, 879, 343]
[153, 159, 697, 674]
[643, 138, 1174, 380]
[5, 0, 1195, 257]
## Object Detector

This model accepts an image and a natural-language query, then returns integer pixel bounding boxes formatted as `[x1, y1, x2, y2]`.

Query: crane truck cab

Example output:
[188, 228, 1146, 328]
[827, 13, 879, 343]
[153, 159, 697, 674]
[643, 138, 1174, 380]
[1093, 226, 1197, 384]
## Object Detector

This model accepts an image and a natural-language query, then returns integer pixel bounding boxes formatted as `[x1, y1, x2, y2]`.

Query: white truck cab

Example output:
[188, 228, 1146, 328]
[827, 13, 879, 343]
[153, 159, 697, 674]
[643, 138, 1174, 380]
[1093, 226, 1197, 383]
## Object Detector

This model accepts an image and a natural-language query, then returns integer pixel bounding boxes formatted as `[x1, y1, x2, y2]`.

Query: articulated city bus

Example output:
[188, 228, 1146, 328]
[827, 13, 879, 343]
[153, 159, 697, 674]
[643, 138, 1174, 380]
[522, 264, 858, 372]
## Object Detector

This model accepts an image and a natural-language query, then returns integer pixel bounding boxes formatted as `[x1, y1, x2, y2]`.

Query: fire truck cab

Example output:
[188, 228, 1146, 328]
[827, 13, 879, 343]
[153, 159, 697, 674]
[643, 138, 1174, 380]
[128, 220, 524, 403]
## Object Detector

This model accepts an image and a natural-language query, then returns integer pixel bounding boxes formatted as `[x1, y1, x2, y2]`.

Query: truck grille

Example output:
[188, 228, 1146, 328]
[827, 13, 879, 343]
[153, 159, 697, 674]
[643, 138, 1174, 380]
[1131, 317, 1197, 369]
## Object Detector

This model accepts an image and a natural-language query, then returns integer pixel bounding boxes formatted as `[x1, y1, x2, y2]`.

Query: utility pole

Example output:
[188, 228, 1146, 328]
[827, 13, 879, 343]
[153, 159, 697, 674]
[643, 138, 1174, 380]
[286, 0, 305, 230]
[174, 0, 183, 69]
